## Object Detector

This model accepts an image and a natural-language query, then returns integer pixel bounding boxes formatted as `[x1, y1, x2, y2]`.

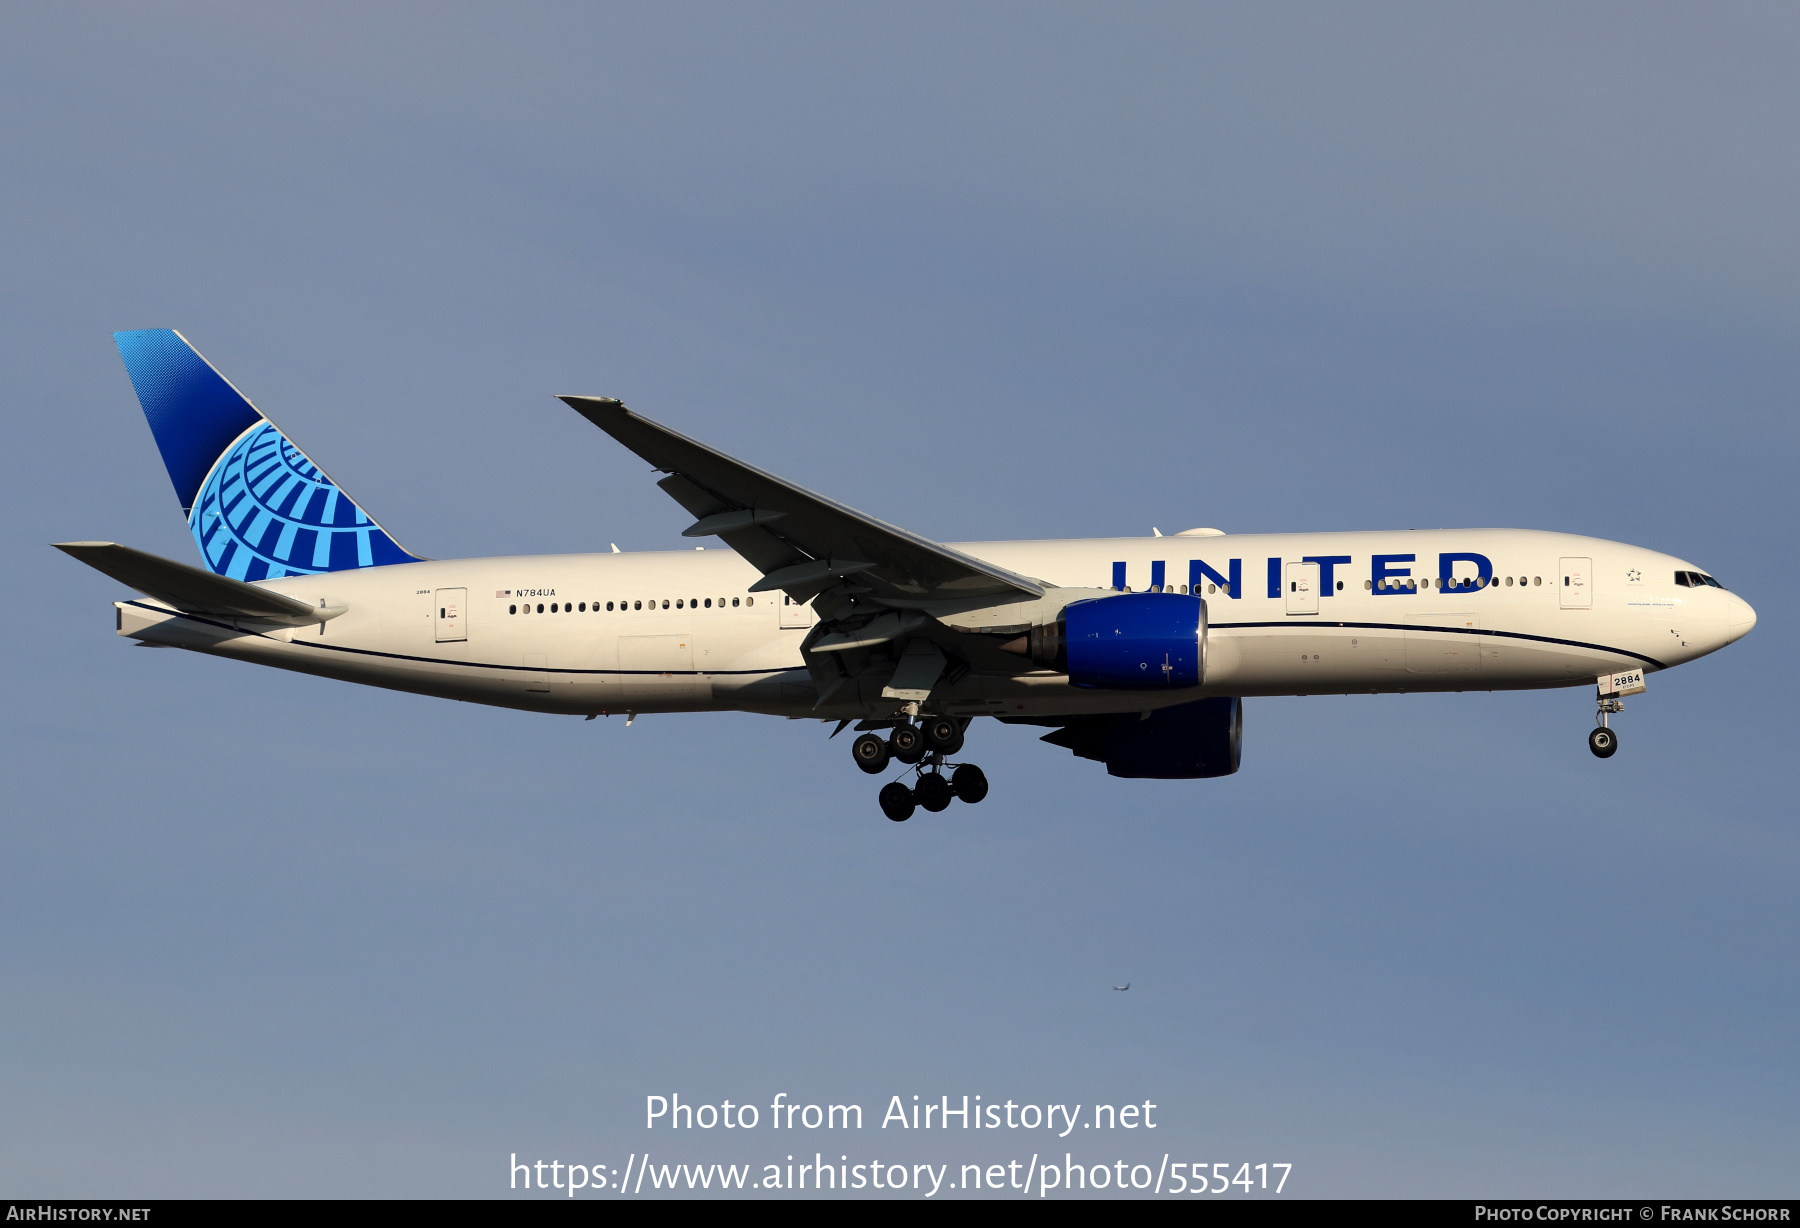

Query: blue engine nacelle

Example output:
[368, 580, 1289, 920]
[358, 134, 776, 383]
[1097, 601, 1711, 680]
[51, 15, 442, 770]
[1035, 696, 1243, 779]
[1019, 592, 1205, 689]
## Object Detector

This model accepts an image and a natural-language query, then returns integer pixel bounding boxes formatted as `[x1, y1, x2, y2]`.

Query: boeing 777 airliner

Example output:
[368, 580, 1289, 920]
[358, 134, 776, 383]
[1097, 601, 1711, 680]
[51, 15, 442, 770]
[59, 330, 1756, 820]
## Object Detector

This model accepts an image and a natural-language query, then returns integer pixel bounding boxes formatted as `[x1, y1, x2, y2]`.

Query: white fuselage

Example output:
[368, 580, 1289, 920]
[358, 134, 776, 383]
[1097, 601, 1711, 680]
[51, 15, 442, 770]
[114, 529, 1754, 719]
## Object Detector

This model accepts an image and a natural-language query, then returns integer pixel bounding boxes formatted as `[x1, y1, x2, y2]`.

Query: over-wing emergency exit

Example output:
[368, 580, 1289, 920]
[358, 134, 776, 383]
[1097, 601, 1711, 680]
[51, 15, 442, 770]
[59, 331, 1756, 819]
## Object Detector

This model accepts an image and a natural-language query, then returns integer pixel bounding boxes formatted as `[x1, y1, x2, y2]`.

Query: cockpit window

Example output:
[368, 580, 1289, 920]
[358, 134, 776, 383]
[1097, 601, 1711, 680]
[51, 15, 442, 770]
[1700, 573, 1727, 590]
[1675, 570, 1728, 590]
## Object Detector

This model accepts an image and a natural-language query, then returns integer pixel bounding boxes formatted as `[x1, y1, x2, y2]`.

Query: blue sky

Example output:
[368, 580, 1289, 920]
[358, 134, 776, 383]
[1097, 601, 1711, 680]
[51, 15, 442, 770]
[1, 3, 1795, 1198]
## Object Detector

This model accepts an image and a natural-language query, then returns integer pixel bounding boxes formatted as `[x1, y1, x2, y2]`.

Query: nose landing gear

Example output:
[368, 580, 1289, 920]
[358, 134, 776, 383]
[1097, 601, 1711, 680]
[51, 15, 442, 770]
[1589, 669, 1643, 759]
[853, 719, 987, 820]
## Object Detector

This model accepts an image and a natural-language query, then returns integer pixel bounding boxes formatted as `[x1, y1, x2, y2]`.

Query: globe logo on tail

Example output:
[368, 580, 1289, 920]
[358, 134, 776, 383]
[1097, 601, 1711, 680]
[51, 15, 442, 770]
[191, 421, 415, 580]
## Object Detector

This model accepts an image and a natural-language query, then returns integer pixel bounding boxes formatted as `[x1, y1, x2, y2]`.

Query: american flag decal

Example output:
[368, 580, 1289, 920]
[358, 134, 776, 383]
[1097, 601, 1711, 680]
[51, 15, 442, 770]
[497, 590, 510, 597]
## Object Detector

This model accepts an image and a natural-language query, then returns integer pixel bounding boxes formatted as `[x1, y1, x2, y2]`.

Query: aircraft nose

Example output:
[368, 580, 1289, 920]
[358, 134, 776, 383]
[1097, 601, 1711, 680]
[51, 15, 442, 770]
[1726, 592, 1757, 642]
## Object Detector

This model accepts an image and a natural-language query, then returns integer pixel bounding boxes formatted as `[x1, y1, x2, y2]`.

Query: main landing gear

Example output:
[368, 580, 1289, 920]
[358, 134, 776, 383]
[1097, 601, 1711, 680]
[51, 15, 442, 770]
[853, 721, 987, 821]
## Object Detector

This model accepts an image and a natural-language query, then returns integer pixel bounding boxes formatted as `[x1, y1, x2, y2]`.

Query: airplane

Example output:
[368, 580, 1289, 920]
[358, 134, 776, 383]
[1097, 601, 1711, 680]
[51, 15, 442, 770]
[58, 330, 1756, 821]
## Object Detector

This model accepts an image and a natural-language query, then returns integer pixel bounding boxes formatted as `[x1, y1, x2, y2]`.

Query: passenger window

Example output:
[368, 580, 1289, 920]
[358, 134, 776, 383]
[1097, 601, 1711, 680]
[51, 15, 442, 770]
[1363, 581, 1371, 590]
[1533, 577, 1541, 586]
[1335, 580, 1342, 591]
[704, 598, 712, 608]
[662, 599, 669, 609]
[509, 604, 516, 614]
[633, 600, 641, 610]
[746, 597, 754, 606]
[536, 604, 544, 613]
[675, 600, 683, 609]
[606, 602, 614, 611]
[732, 597, 740, 607]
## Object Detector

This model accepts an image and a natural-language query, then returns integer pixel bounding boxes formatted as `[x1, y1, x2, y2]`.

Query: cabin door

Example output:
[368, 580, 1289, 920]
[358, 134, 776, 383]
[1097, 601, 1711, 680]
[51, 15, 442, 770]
[1559, 558, 1592, 609]
[779, 593, 816, 629]
[1285, 562, 1320, 615]
[435, 588, 467, 642]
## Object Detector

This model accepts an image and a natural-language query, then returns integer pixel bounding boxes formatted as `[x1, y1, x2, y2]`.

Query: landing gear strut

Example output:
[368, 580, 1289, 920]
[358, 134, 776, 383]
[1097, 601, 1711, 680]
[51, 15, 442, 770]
[1590, 696, 1624, 759]
[854, 719, 987, 820]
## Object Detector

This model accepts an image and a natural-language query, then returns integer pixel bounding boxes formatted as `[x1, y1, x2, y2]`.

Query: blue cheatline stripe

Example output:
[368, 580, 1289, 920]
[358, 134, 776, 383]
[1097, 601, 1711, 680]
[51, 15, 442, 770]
[1209, 620, 1667, 671]
[121, 602, 1666, 677]
[118, 604, 791, 676]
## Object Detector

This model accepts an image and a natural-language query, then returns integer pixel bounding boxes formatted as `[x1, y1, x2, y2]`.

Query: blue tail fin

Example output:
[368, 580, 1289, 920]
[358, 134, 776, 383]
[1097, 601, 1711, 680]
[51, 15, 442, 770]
[113, 330, 423, 580]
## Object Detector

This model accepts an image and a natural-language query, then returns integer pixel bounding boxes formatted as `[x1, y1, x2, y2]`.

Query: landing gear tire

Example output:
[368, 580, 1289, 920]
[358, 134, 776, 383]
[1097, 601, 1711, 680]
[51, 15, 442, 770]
[1588, 726, 1619, 759]
[889, 724, 926, 765]
[915, 772, 954, 813]
[921, 717, 964, 755]
[950, 764, 989, 804]
[852, 732, 891, 774]
[878, 781, 916, 821]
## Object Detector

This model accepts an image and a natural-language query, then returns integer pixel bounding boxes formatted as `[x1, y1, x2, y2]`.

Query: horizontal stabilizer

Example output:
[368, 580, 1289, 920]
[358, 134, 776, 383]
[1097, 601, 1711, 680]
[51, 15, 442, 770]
[53, 541, 339, 626]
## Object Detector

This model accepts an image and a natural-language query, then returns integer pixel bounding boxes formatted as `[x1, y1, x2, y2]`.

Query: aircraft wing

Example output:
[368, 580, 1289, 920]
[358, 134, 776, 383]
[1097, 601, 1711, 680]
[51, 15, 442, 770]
[54, 541, 334, 625]
[559, 397, 1044, 604]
